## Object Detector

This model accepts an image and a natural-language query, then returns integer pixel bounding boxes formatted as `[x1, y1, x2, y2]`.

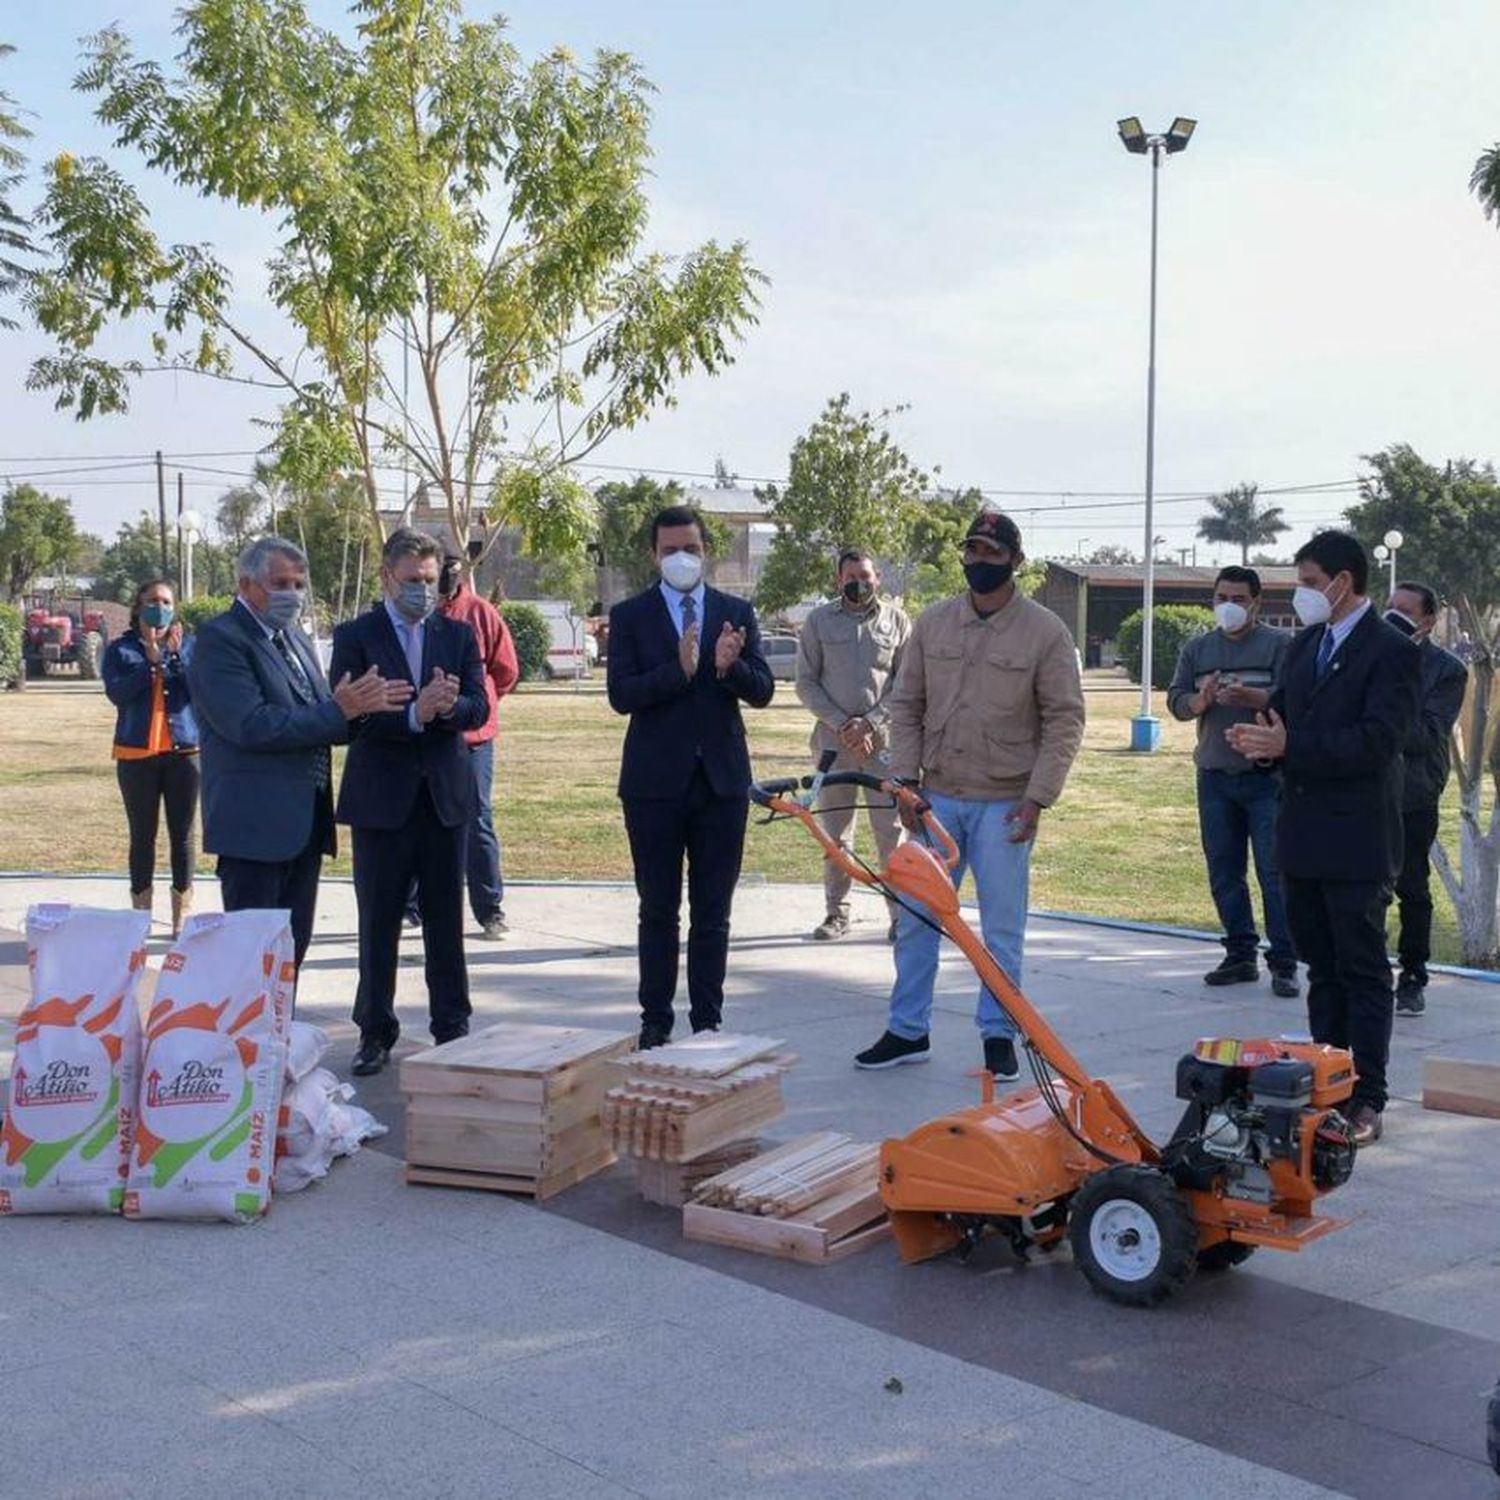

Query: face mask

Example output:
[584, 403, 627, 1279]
[964, 559, 1013, 595]
[1213, 601, 1248, 634]
[660, 550, 704, 593]
[1292, 583, 1335, 627]
[1383, 608, 1418, 638]
[842, 579, 875, 607]
[263, 588, 304, 630]
[439, 561, 461, 599]
[140, 602, 175, 630]
[394, 580, 438, 623]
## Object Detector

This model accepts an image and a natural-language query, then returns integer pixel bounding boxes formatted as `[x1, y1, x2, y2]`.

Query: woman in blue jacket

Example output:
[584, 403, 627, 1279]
[101, 579, 200, 936]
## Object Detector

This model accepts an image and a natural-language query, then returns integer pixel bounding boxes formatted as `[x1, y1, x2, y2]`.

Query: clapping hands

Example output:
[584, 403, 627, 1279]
[416, 667, 461, 725]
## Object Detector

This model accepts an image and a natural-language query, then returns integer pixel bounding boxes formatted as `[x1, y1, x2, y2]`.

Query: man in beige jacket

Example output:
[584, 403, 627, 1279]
[854, 510, 1085, 1081]
[795, 548, 912, 941]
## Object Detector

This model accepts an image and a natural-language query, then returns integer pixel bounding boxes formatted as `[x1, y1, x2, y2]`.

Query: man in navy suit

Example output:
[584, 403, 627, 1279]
[607, 504, 775, 1048]
[1228, 530, 1419, 1147]
[330, 528, 489, 1075]
[189, 537, 410, 971]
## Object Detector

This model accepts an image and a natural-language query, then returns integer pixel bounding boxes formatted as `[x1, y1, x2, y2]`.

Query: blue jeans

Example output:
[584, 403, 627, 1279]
[1196, 768, 1294, 971]
[887, 793, 1031, 1042]
[466, 738, 504, 922]
[406, 738, 505, 925]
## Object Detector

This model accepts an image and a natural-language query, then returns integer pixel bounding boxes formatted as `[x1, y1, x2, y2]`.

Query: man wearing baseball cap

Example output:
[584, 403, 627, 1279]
[856, 509, 1085, 1080]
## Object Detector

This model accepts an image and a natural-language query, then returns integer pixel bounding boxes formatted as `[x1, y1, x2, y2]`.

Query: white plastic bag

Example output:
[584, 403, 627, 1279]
[0, 905, 151, 1215]
[284, 1021, 330, 1083]
[125, 910, 293, 1223]
[273, 1068, 386, 1194]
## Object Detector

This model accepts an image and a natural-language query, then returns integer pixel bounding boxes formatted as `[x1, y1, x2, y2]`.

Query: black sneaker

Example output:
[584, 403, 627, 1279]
[984, 1037, 1021, 1082]
[812, 913, 850, 941]
[1396, 978, 1426, 1016]
[1204, 958, 1259, 987]
[854, 1031, 930, 1070]
[1271, 969, 1301, 999]
[638, 1022, 672, 1051]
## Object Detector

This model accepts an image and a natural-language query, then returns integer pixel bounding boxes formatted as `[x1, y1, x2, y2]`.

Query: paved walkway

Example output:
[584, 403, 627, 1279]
[3, 873, 1498, 1498]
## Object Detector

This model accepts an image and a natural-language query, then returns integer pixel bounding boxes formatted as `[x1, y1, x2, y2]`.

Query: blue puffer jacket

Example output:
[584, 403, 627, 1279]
[102, 630, 199, 751]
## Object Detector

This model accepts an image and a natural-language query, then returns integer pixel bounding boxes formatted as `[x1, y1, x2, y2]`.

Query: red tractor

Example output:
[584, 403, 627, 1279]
[23, 606, 108, 680]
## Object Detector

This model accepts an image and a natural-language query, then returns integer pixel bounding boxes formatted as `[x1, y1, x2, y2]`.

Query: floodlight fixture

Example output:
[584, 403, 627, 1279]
[1383, 528, 1404, 550]
[1165, 117, 1197, 154]
[1117, 117, 1148, 154]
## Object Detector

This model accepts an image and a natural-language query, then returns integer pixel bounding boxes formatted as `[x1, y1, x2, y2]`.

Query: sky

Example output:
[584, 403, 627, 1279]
[4, 0, 1500, 563]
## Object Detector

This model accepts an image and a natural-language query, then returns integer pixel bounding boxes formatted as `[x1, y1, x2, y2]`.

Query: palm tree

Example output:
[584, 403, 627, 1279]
[1471, 143, 1500, 222]
[1196, 484, 1289, 565]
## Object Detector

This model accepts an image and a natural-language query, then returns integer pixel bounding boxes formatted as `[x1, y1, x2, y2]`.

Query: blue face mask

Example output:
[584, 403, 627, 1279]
[140, 602, 175, 630]
[394, 580, 438, 623]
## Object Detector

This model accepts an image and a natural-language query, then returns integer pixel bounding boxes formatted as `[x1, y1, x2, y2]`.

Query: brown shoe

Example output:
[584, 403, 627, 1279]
[170, 886, 193, 940]
[1347, 1102, 1384, 1147]
[130, 885, 153, 917]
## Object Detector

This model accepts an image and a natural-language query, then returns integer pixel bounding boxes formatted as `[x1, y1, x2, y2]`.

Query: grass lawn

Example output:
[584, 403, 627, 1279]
[0, 674, 1470, 964]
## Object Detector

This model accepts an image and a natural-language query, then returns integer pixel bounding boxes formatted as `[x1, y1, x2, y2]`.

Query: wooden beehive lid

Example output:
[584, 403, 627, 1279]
[401, 1023, 634, 1080]
[612, 1031, 787, 1079]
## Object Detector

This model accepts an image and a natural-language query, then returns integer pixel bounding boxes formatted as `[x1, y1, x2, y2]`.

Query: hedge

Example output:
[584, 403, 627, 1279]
[501, 601, 550, 681]
[0, 602, 22, 687]
[1115, 604, 1215, 690]
[175, 595, 235, 634]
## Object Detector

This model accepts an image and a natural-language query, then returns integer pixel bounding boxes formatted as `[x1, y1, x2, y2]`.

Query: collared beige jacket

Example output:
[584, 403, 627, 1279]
[887, 590, 1085, 806]
[795, 596, 912, 744]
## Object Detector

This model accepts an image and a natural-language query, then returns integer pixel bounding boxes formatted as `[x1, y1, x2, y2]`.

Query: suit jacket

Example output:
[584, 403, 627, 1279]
[607, 584, 774, 800]
[329, 605, 488, 830]
[1269, 607, 1421, 882]
[187, 601, 347, 862]
[1402, 641, 1467, 810]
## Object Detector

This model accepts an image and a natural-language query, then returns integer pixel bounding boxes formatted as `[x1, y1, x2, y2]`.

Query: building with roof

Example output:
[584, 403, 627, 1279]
[1035, 561, 1299, 666]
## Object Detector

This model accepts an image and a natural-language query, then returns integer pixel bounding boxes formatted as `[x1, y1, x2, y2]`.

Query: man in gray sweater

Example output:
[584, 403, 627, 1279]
[1166, 566, 1296, 996]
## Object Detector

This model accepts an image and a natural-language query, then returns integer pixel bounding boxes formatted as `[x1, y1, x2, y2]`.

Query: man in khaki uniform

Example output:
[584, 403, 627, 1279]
[854, 510, 1085, 1082]
[795, 549, 912, 941]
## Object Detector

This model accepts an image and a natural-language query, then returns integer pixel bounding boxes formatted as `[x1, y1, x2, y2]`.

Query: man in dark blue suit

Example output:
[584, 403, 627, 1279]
[330, 528, 489, 1075]
[189, 537, 410, 971]
[607, 504, 775, 1048]
[1228, 530, 1419, 1147]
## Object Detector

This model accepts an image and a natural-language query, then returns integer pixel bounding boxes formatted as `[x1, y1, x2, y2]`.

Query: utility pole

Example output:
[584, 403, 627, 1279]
[176, 471, 185, 582]
[155, 450, 169, 573]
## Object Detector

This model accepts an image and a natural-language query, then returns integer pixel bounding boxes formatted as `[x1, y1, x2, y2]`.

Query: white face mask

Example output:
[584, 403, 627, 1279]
[1293, 583, 1335, 627]
[659, 550, 704, 593]
[1213, 601, 1249, 634]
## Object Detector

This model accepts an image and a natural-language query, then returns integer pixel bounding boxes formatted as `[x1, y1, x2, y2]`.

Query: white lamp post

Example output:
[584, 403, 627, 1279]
[1382, 528, 1403, 597]
[178, 508, 203, 601]
[1118, 115, 1196, 752]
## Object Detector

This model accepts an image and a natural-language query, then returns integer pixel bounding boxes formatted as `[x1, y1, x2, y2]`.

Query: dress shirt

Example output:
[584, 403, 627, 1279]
[658, 579, 706, 639]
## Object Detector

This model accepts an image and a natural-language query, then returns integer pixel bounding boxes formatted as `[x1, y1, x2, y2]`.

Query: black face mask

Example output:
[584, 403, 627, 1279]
[439, 562, 461, 599]
[964, 559, 1013, 595]
[842, 579, 874, 606]
[1383, 608, 1417, 638]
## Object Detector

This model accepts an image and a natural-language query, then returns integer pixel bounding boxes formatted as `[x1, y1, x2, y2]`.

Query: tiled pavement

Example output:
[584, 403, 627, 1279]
[3, 872, 1498, 1498]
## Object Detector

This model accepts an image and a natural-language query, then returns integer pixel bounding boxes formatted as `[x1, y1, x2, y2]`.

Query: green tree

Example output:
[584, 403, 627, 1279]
[1347, 443, 1500, 964]
[1086, 544, 1138, 565]
[215, 485, 266, 557]
[25, 2, 763, 574]
[755, 395, 928, 614]
[94, 512, 173, 603]
[0, 485, 79, 599]
[594, 474, 729, 596]
[1195, 484, 1289, 564]
[501, 600, 550, 681]
[276, 475, 379, 625]
[891, 488, 1043, 610]
[535, 551, 599, 616]
[0, 43, 35, 330]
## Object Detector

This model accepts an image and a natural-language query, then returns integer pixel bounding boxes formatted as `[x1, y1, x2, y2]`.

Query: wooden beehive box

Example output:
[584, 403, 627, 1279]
[400, 1023, 634, 1199]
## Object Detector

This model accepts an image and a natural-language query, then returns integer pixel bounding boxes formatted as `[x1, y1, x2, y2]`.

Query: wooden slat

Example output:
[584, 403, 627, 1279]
[682, 1202, 892, 1265]
[404, 1147, 615, 1201]
[1422, 1056, 1500, 1120]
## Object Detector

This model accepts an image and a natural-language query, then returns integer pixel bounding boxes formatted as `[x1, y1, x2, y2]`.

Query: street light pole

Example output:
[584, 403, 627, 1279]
[1138, 136, 1161, 746]
[1118, 116, 1195, 752]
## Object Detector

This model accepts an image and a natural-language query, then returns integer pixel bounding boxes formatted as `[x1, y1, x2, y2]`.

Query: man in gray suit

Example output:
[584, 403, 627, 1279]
[187, 537, 410, 968]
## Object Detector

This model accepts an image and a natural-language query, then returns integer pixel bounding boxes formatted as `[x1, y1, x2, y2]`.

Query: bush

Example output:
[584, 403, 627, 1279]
[175, 595, 235, 634]
[502, 601, 550, 681]
[1115, 604, 1215, 690]
[0, 602, 22, 688]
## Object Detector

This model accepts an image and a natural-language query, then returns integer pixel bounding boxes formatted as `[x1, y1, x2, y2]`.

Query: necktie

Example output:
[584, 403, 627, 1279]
[680, 593, 697, 634]
[273, 631, 329, 790]
[273, 630, 313, 700]
[401, 619, 424, 686]
[1316, 627, 1336, 680]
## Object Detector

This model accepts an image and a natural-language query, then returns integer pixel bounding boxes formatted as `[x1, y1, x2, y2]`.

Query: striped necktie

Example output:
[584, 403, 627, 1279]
[1316, 628, 1336, 680]
[680, 593, 697, 634]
